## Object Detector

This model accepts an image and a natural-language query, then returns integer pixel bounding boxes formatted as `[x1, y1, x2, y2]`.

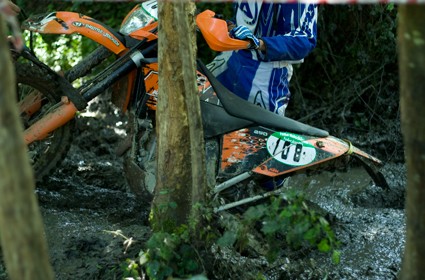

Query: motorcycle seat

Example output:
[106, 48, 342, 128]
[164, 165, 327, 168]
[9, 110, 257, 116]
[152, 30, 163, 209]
[196, 60, 329, 138]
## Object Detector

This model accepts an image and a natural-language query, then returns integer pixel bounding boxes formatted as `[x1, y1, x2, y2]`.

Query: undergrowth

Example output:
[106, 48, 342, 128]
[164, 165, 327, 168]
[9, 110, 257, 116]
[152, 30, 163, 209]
[116, 191, 339, 280]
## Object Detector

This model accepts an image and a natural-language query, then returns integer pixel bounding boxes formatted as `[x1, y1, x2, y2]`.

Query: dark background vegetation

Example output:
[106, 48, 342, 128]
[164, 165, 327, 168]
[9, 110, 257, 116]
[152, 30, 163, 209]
[15, 1, 401, 162]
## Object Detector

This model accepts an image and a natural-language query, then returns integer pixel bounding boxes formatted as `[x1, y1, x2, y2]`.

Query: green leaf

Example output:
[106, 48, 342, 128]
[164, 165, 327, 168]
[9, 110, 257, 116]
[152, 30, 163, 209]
[217, 231, 237, 247]
[293, 220, 311, 235]
[184, 259, 199, 272]
[303, 228, 319, 243]
[146, 260, 160, 277]
[158, 266, 173, 279]
[319, 217, 329, 227]
[262, 220, 281, 235]
[332, 250, 341, 264]
[187, 275, 209, 280]
[244, 205, 266, 221]
[318, 239, 331, 252]
[279, 209, 292, 219]
[139, 252, 149, 265]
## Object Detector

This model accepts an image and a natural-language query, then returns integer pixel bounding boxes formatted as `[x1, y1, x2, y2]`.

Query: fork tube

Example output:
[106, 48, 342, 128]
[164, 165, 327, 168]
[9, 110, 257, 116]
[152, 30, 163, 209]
[64, 46, 112, 82]
[23, 50, 142, 145]
[23, 42, 156, 145]
[24, 102, 78, 145]
[81, 50, 146, 102]
[22, 50, 139, 145]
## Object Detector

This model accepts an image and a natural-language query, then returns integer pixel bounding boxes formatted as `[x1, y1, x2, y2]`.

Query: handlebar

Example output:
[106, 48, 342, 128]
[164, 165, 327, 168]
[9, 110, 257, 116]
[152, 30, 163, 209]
[196, 10, 250, 52]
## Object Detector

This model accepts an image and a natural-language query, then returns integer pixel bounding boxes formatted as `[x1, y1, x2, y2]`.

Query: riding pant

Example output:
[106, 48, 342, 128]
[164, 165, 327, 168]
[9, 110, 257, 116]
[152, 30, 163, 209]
[208, 50, 294, 116]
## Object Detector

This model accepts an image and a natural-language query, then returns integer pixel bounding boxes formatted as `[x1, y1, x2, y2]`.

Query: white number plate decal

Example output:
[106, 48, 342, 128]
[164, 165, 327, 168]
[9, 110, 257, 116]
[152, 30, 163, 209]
[266, 132, 316, 166]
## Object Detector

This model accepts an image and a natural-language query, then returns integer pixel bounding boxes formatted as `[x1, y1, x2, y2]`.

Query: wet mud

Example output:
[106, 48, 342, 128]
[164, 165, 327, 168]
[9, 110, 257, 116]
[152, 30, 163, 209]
[1, 97, 406, 279]
[274, 163, 405, 279]
[36, 103, 152, 279]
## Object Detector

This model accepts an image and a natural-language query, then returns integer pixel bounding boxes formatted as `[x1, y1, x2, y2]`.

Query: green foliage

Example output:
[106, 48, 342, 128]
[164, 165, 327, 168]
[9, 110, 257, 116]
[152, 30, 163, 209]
[18, 1, 135, 71]
[121, 259, 140, 279]
[139, 230, 204, 280]
[23, 32, 84, 72]
[291, 5, 399, 136]
[142, 202, 218, 279]
[218, 191, 341, 264]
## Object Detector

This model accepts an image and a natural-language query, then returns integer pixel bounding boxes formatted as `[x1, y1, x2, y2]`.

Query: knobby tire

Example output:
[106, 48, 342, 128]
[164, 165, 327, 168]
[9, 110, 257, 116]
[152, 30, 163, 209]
[15, 62, 74, 182]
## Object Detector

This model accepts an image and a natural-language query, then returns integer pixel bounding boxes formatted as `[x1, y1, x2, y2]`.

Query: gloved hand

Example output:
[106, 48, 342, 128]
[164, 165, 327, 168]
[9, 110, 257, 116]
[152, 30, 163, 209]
[229, 25, 260, 50]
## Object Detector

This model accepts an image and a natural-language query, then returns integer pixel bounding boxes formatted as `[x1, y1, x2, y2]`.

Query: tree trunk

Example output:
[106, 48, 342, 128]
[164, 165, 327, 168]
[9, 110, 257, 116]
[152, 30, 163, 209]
[153, 0, 206, 231]
[0, 15, 54, 280]
[398, 5, 425, 280]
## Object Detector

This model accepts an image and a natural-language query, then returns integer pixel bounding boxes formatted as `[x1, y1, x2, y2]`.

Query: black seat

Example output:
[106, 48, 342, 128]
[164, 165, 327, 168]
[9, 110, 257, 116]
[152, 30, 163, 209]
[196, 60, 329, 137]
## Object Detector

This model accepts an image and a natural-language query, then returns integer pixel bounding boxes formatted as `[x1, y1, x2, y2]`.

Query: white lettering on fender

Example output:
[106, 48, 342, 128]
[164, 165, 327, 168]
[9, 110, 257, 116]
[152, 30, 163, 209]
[72, 21, 120, 46]
[254, 129, 268, 137]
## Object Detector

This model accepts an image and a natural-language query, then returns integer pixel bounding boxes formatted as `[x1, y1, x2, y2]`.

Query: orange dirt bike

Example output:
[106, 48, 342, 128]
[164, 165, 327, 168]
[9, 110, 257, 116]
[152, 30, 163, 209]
[14, 1, 387, 211]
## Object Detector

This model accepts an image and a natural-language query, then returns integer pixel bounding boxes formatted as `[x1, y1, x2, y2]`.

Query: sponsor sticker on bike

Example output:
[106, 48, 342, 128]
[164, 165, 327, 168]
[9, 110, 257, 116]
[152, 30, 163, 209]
[72, 21, 120, 46]
[266, 132, 316, 166]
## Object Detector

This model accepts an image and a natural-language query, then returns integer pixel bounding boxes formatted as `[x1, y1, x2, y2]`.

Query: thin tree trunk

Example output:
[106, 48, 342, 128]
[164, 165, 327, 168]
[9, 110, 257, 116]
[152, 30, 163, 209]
[398, 5, 425, 280]
[0, 15, 54, 280]
[153, 0, 206, 231]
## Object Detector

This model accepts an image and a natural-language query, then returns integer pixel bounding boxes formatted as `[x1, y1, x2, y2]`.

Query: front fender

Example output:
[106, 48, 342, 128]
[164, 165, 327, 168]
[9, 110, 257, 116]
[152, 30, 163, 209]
[22, 11, 127, 55]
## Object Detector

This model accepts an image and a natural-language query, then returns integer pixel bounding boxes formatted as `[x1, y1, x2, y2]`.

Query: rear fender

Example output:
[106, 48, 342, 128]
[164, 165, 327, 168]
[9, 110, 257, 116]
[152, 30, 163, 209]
[218, 127, 382, 178]
[22, 12, 127, 55]
[253, 133, 382, 177]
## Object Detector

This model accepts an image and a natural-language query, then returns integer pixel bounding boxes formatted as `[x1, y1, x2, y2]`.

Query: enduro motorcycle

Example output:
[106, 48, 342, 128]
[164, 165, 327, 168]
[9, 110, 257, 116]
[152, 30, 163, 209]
[14, 1, 387, 212]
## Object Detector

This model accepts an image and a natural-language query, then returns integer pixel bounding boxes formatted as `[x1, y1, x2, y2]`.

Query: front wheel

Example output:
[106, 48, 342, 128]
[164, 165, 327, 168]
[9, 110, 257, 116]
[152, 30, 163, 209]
[15, 62, 75, 182]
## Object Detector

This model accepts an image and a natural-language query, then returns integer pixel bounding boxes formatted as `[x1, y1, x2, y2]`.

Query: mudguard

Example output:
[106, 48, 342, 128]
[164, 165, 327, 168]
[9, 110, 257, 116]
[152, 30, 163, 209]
[22, 11, 127, 54]
[219, 127, 381, 178]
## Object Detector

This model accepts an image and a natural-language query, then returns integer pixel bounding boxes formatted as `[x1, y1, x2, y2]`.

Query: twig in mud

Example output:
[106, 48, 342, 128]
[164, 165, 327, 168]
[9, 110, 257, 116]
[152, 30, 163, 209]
[104, 229, 136, 254]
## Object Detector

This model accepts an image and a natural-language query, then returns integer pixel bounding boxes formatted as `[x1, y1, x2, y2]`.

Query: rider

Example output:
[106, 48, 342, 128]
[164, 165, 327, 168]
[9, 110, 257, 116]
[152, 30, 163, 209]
[208, 1, 318, 116]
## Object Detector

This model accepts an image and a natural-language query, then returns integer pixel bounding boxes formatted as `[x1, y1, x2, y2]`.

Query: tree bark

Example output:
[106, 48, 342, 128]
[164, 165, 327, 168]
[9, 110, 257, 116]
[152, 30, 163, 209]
[0, 15, 54, 280]
[153, 0, 206, 231]
[398, 5, 425, 280]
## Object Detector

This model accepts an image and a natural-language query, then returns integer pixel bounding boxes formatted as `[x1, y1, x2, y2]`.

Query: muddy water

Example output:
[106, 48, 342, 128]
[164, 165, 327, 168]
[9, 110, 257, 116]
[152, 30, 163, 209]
[1, 97, 406, 279]
[42, 114, 407, 279]
[267, 163, 406, 279]
[33, 110, 152, 280]
[208, 162, 405, 280]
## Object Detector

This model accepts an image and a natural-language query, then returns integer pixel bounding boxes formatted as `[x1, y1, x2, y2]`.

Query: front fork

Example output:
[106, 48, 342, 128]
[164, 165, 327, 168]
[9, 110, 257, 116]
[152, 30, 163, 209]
[22, 42, 155, 145]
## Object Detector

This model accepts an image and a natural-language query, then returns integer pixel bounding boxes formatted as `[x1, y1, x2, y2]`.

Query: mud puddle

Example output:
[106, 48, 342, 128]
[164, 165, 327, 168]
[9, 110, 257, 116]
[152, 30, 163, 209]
[269, 163, 406, 279]
[207, 162, 405, 280]
[40, 114, 407, 279]
[34, 98, 152, 280]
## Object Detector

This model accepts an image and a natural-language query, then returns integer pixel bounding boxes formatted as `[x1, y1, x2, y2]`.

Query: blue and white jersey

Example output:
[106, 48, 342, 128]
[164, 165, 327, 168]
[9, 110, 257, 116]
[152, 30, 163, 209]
[208, 1, 318, 116]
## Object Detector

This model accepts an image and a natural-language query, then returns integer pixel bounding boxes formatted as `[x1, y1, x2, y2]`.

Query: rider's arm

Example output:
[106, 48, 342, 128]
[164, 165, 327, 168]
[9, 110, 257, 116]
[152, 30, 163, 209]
[259, 3, 318, 62]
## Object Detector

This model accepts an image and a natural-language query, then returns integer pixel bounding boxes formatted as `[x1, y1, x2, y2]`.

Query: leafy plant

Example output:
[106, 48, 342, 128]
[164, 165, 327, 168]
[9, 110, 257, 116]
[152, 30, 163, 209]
[121, 259, 141, 279]
[139, 230, 205, 280]
[218, 191, 341, 263]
